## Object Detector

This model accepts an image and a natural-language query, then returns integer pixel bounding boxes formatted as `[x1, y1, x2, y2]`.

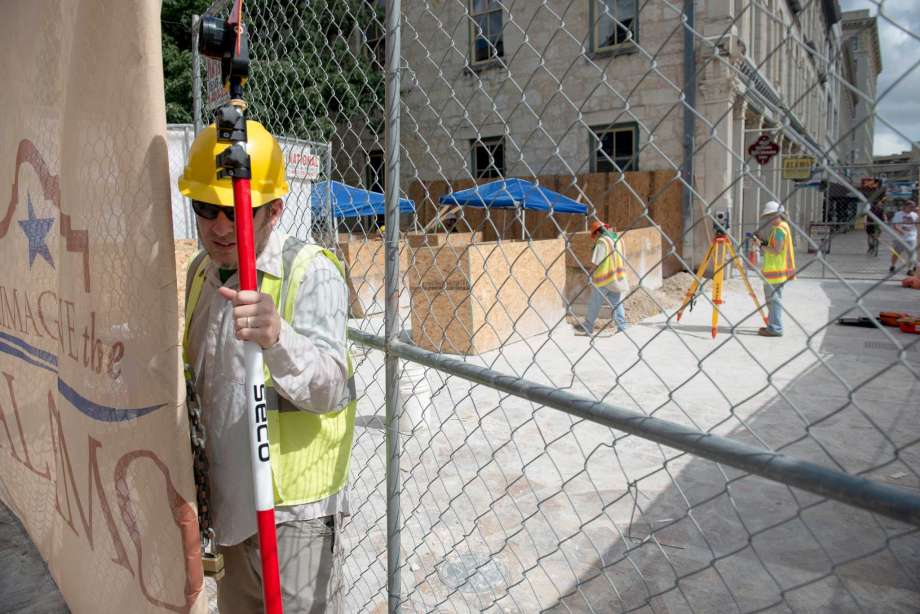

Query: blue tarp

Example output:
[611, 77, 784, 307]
[438, 178, 588, 214]
[309, 180, 415, 218]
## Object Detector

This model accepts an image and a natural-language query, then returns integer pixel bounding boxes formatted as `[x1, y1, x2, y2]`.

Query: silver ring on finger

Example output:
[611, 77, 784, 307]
[247, 316, 253, 329]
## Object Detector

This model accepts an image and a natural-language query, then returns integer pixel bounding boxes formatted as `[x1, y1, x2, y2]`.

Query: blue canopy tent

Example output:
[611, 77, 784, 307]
[309, 180, 415, 219]
[438, 178, 588, 239]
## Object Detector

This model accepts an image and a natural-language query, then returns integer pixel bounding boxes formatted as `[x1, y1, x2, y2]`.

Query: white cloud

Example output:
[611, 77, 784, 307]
[840, 0, 920, 155]
[873, 129, 912, 155]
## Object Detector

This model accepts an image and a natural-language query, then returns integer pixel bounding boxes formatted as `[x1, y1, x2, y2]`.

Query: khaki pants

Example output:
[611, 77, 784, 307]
[217, 516, 343, 614]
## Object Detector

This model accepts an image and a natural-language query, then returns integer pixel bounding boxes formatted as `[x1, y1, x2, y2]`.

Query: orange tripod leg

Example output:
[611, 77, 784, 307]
[710, 238, 725, 338]
[677, 241, 715, 322]
[726, 241, 768, 325]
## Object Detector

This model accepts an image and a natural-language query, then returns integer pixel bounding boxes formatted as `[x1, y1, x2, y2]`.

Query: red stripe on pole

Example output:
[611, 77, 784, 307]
[257, 508, 283, 614]
[233, 177, 258, 291]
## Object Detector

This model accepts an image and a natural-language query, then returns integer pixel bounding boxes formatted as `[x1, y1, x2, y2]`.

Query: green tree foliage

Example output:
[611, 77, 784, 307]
[247, 0, 385, 141]
[161, 0, 384, 140]
[161, 0, 211, 124]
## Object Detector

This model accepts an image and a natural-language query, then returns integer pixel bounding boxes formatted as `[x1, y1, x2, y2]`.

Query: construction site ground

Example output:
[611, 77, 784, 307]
[3, 231, 919, 612]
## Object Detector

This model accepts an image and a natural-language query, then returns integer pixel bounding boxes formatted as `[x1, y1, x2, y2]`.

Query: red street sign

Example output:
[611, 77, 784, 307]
[748, 135, 780, 165]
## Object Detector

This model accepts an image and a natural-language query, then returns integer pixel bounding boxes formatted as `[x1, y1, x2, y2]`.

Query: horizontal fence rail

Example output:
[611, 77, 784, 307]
[349, 327, 920, 528]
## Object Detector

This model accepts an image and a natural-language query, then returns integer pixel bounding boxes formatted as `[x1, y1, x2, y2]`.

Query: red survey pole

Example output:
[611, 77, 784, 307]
[199, 1, 282, 612]
[231, 174, 282, 614]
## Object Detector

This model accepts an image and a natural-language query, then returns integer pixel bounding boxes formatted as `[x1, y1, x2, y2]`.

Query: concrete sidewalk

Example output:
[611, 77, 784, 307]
[796, 227, 918, 280]
[346, 274, 920, 611]
[1, 497, 218, 612]
[0, 500, 68, 613]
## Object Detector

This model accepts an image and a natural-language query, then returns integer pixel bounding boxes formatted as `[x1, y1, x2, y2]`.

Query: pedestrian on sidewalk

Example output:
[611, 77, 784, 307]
[574, 221, 629, 337]
[754, 201, 796, 337]
[866, 200, 883, 257]
[179, 121, 356, 613]
[889, 200, 918, 275]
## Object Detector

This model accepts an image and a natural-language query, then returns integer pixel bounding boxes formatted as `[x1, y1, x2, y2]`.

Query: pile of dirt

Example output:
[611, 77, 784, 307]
[564, 272, 696, 330]
[655, 272, 695, 308]
[622, 288, 664, 323]
[622, 272, 694, 323]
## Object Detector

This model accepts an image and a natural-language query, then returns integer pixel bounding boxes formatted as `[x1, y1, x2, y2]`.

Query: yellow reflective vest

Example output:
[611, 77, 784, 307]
[591, 232, 626, 288]
[762, 220, 796, 285]
[183, 237, 356, 506]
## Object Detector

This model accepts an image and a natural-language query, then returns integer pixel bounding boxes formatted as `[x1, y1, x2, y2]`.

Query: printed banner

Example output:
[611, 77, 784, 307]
[0, 2, 205, 612]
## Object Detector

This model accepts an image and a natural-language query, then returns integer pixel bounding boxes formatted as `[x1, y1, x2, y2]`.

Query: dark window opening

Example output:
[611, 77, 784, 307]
[591, 123, 638, 172]
[367, 149, 385, 193]
[471, 137, 505, 179]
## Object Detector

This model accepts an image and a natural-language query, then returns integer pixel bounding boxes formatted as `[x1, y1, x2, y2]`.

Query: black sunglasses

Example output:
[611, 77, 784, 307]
[192, 200, 263, 222]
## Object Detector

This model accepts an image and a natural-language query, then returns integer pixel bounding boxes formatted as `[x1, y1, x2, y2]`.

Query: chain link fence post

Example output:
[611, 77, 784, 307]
[384, 0, 403, 611]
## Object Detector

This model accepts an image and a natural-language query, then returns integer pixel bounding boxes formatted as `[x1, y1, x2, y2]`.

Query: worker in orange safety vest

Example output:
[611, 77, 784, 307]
[574, 221, 629, 337]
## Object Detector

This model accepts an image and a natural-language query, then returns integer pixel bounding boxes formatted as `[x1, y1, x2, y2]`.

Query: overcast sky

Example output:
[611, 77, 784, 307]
[839, 0, 920, 155]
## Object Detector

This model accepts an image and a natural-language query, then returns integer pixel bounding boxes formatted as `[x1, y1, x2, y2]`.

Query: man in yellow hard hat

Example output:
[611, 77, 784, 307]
[179, 120, 355, 613]
[754, 200, 796, 337]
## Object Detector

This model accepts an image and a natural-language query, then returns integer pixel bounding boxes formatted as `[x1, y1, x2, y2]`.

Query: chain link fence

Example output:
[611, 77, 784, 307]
[191, 0, 920, 611]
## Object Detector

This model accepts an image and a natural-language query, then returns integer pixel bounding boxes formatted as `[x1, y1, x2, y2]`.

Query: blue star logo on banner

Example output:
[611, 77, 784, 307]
[18, 192, 55, 269]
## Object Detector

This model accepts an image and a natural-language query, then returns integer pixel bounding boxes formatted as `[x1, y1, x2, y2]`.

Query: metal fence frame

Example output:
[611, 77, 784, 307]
[189, 1, 920, 611]
[359, 2, 920, 610]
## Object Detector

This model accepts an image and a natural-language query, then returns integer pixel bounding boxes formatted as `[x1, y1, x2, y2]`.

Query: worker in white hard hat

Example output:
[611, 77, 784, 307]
[753, 201, 796, 337]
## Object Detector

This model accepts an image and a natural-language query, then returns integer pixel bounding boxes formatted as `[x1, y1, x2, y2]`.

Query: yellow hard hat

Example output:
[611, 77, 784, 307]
[178, 120, 289, 207]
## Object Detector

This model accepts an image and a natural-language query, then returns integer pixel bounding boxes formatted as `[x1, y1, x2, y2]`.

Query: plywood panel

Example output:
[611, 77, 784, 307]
[410, 287, 477, 354]
[648, 170, 684, 276]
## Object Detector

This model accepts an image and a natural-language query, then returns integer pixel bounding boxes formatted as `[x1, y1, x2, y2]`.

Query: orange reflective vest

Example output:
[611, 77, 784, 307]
[762, 220, 796, 285]
[591, 233, 626, 288]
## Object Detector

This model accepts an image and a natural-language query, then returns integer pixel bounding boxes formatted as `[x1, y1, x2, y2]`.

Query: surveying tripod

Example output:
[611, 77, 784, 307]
[676, 233, 768, 338]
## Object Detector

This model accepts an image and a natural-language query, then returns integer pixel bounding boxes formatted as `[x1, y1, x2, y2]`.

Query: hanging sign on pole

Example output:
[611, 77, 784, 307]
[782, 155, 815, 181]
[748, 134, 780, 165]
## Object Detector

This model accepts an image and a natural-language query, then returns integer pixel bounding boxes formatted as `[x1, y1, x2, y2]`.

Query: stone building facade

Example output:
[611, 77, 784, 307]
[839, 9, 882, 181]
[704, 0, 843, 257]
[345, 1, 862, 266]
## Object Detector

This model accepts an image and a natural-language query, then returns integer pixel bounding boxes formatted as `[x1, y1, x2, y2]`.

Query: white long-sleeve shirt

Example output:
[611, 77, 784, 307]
[186, 230, 350, 546]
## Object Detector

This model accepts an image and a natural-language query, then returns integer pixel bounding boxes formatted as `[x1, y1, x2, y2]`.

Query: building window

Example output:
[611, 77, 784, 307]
[365, 0, 386, 67]
[590, 123, 638, 172]
[470, 0, 504, 64]
[471, 137, 505, 179]
[366, 149, 385, 193]
[593, 0, 637, 50]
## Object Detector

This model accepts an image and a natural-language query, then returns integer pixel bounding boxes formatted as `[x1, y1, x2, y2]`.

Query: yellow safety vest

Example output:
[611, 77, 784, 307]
[762, 220, 796, 285]
[591, 233, 626, 288]
[183, 237, 357, 506]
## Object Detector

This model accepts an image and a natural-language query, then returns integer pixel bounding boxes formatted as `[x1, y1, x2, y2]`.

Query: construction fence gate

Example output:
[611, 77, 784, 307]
[191, 1, 919, 612]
